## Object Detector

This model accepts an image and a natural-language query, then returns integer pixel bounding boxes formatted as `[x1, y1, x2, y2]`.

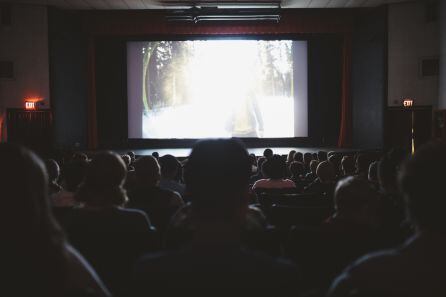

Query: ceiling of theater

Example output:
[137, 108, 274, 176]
[0, 0, 412, 9]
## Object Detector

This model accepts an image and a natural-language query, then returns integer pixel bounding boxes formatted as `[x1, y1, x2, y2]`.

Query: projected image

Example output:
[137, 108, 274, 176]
[127, 39, 308, 139]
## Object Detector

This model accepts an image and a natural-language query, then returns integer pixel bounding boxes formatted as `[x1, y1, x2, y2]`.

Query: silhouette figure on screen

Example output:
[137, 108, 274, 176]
[226, 93, 264, 138]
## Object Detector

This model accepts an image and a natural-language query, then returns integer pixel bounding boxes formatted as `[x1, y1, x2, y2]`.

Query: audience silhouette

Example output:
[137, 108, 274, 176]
[253, 154, 296, 190]
[6, 140, 445, 297]
[158, 154, 186, 196]
[133, 139, 300, 294]
[64, 152, 155, 295]
[328, 141, 446, 297]
[127, 156, 184, 234]
[0, 143, 110, 296]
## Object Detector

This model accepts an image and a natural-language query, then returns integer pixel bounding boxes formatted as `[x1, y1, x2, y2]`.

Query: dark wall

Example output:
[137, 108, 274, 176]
[94, 35, 343, 149]
[48, 8, 88, 150]
[386, 106, 433, 152]
[351, 7, 387, 149]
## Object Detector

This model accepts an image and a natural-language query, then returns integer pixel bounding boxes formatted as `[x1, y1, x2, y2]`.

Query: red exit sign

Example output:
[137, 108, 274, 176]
[25, 101, 36, 110]
[24, 97, 44, 110]
[403, 99, 414, 107]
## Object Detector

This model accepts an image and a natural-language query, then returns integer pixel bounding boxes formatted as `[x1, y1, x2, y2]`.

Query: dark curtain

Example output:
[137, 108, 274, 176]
[338, 35, 353, 148]
[307, 36, 342, 147]
[87, 37, 98, 149]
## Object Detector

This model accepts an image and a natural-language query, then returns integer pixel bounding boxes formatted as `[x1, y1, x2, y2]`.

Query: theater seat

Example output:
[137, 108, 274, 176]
[269, 204, 330, 228]
[257, 191, 329, 209]
[254, 187, 302, 196]
[67, 230, 159, 296]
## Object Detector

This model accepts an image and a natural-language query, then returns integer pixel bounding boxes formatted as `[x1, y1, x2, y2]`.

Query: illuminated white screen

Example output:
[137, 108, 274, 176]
[127, 39, 308, 139]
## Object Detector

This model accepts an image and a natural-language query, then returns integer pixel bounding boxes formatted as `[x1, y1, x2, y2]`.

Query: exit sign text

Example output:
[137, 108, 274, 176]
[403, 99, 414, 107]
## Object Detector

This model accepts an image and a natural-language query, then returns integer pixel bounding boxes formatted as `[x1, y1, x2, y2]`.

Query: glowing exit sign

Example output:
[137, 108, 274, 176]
[403, 99, 414, 107]
[24, 97, 44, 110]
[25, 101, 36, 110]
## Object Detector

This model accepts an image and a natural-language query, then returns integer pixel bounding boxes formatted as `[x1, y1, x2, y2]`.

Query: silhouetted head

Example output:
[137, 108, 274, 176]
[73, 152, 88, 162]
[159, 154, 181, 180]
[379, 148, 407, 194]
[293, 152, 304, 163]
[263, 148, 273, 159]
[286, 150, 296, 163]
[184, 139, 251, 222]
[328, 154, 341, 175]
[289, 161, 305, 177]
[63, 159, 88, 192]
[249, 154, 257, 166]
[334, 176, 379, 224]
[261, 154, 287, 179]
[368, 161, 379, 183]
[0, 144, 67, 294]
[152, 151, 159, 159]
[356, 153, 373, 176]
[45, 159, 60, 183]
[318, 150, 328, 162]
[341, 155, 355, 176]
[303, 152, 313, 166]
[309, 160, 319, 174]
[121, 154, 132, 167]
[76, 152, 128, 207]
[316, 161, 336, 183]
[1, 143, 62, 237]
[127, 151, 136, 162]
[399, 141, 446, 232]
[256, 156, 266, 174]
[134, 156, 161, 186]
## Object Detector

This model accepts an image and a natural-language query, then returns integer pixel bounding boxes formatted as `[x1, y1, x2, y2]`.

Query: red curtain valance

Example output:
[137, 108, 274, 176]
[81, 9, 355, 36]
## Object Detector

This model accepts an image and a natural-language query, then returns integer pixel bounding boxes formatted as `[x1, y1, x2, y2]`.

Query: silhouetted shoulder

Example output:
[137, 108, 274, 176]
[328, 234, 446, 297]
[328, 249, 401, 297]
[133, 247, 300, 294]
[65, 244, 111, 296]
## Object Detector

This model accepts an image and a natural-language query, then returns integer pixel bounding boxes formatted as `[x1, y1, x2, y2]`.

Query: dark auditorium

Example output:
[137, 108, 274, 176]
[1, 0, 446, 296]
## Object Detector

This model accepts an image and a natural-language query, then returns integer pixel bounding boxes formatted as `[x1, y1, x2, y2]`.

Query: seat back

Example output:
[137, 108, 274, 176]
[257, 191, 328, 209]
[254, 190, 330, 228]
[269, 204, 330, 227]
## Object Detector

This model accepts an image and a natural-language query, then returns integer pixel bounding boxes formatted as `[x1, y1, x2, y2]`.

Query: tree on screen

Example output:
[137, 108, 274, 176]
[142, 40, 293, 114]
[142, 41, 193, 113]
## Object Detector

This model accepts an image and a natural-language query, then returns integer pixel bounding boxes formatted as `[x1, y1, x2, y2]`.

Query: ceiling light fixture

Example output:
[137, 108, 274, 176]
[166, 4, 281, 23]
